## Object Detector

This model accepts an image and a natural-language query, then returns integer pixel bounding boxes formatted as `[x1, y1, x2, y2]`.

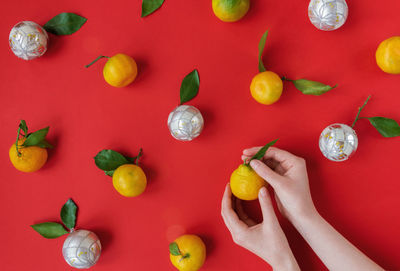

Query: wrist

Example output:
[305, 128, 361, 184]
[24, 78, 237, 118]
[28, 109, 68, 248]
[291, 207, 322, 231]
[271, 253, 300, 271]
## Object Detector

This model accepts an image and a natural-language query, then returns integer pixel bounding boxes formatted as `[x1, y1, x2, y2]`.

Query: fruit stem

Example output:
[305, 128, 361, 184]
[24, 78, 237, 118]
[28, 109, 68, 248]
[351, 95, 371, 128]
[15, 126, 22, 157]
[135, 148, 143, 165]
[281, 76, 293, 82]
[179, 253, 190, 262]
[85, 55, 110, 68]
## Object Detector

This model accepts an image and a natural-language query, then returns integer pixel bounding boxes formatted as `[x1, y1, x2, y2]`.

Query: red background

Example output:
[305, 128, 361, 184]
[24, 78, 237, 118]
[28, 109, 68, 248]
[1, 0, 399, 270]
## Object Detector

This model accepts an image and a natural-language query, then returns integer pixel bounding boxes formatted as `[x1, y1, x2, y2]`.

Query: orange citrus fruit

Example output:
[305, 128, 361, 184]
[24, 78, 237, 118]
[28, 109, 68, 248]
[170, 234, 206, 271]
[103, 53, 138, 87]
[112, 164, 147, 197]
[9, 139, 48, 172]
[376, 36, 400, 74]
[250, 71, 283, 105]
[212, 0, 250, 22]
[230, 164, 266, 200]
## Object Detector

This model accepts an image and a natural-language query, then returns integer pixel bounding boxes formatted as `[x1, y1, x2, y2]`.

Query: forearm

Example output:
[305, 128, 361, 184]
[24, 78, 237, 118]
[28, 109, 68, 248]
[292, 211, 384, 271]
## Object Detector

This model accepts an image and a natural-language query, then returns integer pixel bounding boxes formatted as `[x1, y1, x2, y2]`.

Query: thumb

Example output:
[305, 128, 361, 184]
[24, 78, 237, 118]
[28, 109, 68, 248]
[258, 187, 279, 224]
[250, 160, 283, 188]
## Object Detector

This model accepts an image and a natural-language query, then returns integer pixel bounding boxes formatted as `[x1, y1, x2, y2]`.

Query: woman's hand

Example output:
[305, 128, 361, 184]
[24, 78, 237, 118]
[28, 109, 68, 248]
[242, 147, 317, 225]
[242, 147, 384, 271]
[221, 184, 300, 271]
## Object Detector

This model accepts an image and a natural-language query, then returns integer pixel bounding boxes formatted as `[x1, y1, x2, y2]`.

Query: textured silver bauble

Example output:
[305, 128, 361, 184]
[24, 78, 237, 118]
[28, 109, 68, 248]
[319, 123, 358, 161]
[168, 105, 204, 141]
[308, 0, 348, 31]
[62, 230, 101, 269]
[9, 21, 48, 60]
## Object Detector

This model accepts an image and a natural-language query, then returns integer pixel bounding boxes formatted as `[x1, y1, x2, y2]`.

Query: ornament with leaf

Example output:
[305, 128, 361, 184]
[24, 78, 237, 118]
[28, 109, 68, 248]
[167, 69, 204, 141]
[31, 199, 78, 239]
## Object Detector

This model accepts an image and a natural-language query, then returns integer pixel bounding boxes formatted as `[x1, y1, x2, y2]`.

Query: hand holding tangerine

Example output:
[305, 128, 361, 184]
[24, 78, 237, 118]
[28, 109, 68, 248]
[230, 139, 277, 200]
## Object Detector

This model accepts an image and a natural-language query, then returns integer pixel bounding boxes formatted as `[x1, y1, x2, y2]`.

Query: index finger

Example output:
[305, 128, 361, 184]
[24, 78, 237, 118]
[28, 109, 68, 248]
[243, 146, 301, 164]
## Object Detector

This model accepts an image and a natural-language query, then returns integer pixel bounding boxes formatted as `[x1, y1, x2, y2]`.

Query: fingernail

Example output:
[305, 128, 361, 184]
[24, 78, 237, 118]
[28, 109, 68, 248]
[259, 187, 267, 197]
[250, 160, 259, 169]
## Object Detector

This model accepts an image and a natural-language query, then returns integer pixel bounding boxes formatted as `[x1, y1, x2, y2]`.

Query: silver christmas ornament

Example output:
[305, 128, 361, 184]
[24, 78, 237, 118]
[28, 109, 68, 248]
[319, 123, 358, 162]
[308, 0, 348, 31]
[62, 230, 101, 269]
[168, 105, 204, 141]
[9, 21, 48, 60]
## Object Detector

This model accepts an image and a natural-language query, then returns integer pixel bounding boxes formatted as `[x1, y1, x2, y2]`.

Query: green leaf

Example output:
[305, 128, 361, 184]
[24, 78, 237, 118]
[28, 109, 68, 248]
[104, 170, 115, 177]
[169, 242, 181, 256]
[19, 120, 28, 136]
[43, 13, 87, 35]
[249, 139, 278, 162]
[23, 127, 49, 147]
[258, 30, 268, 72]
[31, 222, 68, 239]
[368, 117, 400, 138]
[141, 0, 165, 17]
[60, 199, 78, 230]
[36, 139, 54, 149]
[94, 150, 130, 171]
[290, 79, 336, 96]
[180, 69, 200, 104]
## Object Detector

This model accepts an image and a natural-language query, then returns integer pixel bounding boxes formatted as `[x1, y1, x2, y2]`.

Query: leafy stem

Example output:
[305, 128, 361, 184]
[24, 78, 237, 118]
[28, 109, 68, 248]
[135, 148, 143, 165]
[281, 76, 292, 82]
[15, 126, 22, 156]
[85, 55, 110, 68]
[169, 241, 190, 261]
[352, 95, 371, 128]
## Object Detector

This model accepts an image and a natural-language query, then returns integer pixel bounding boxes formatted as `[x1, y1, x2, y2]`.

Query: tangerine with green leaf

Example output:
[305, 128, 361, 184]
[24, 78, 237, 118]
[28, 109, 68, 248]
[251, 30, 336, 105]
[169, 234, 206, 271]
[86, 53, 138, 87]
[94, 148, 147, 197]
[9, 120, 53, 172]
[230, 139, 277, 200]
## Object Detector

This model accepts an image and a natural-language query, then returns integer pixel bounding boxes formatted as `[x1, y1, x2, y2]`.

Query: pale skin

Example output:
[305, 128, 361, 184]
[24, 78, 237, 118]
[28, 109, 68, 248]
[221, 146, 385, 271]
